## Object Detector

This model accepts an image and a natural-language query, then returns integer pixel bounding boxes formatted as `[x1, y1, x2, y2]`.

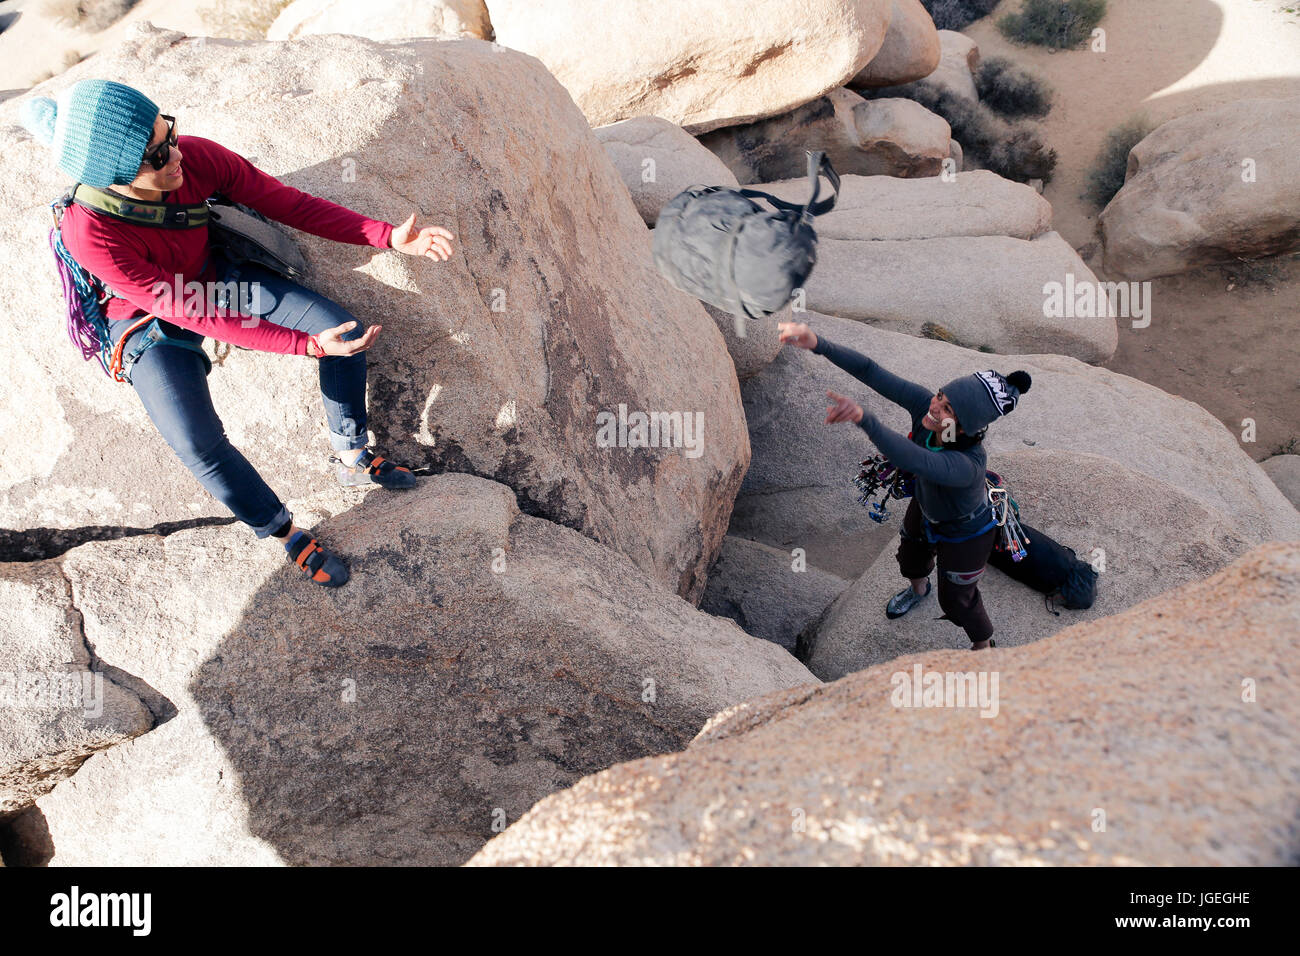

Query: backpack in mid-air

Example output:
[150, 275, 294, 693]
[653, 150, 840, 334]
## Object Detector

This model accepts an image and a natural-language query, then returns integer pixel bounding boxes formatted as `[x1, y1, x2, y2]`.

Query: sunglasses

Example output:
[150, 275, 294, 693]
[142, 114, 177, 171]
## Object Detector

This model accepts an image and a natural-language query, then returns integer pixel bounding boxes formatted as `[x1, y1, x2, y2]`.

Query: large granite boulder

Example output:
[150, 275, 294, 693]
[594, 115, 739, 226]
[698, 88, 951, 183]
[848, 0, 941, 88]
[1101, 96, 1300, 279]
[268, 0, 493, 41]
[750, 168, 1052, 241]
[702, 535, 850, 650]
[924, 28, 979, 101]
[1261, 455, 1300, 512]
[0, 0, 213, 90]
[489, 0, 893, 134]
[702, 303, 784, 382]
[471, 542, 1300, 866]
[0, 24, 748, 602]
[731, 314, 1299, 580]
[801, 447, 1268, 678]
[31, 474, 814, 866]
[804, 231, 1117, 362]
[0, 559, 155, 815]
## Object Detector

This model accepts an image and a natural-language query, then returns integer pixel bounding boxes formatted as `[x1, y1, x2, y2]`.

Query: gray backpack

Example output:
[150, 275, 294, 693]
[653, 150, 840, 334]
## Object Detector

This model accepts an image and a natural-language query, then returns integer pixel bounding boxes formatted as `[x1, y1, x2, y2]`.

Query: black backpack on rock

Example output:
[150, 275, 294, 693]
[988, 521, 1098, 612]
[653, 150, 840, 332]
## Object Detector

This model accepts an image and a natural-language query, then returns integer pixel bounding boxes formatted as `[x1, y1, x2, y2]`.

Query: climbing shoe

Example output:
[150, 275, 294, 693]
[885, 580, 931, 619]
[285, 530, 350, 588]
[332, 448, 417, 489]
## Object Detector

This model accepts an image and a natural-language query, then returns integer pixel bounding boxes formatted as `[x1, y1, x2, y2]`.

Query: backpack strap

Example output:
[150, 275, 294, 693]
[799, 149, 840, 219]
[736, 150, 841, 222]
[71, 183, 210, 229]
[716, 215, 758, 324]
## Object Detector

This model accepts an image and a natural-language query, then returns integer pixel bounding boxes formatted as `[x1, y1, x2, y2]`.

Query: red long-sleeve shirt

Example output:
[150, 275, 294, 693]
[60, 135, 394, 355]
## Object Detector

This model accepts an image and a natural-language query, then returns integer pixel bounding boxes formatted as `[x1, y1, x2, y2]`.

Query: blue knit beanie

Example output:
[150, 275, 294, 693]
[19, 79, 159, 188]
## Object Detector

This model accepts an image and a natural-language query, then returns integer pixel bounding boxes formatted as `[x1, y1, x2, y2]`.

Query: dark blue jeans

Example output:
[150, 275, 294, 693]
[109, 255, 369, 538]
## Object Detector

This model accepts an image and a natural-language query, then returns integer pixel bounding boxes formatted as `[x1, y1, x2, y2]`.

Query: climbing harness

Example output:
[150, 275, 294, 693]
[851, 456, 1030, 563]
[48, 186, 211, 381]
[109, 314, 212, 384]
[46, 183, 303, 382]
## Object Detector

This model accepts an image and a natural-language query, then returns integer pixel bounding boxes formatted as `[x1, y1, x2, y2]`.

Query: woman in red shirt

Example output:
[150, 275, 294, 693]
[22, 79, 455, 587]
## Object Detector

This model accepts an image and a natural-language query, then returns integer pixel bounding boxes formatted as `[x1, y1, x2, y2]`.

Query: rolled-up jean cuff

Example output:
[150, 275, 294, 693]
[330, 431, 369, 453]
[252, 504, 294, 539]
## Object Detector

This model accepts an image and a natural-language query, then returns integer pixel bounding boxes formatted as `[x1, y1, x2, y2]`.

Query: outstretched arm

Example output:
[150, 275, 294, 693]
[780, 323, 931, 420]
[825, 391, 983, 487]
[859, 413, 982, 487]
[206, 137, 455, 259]
[202, 138, 391, 248]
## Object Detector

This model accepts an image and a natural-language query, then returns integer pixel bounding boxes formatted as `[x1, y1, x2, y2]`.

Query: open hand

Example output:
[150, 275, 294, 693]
[778, 321, 818, 350]
[825, 390, 864, 425]
[391, 212, 455, 261]
[315, 320, 381, 357]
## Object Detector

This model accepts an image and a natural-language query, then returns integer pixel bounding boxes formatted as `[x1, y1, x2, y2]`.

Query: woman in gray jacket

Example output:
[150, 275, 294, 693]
[780, 321, 1031, 650]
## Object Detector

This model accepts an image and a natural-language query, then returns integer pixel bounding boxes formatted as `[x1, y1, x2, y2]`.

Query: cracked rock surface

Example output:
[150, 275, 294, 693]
[0, 559, 156, 817]
[32, 474, 813, 866]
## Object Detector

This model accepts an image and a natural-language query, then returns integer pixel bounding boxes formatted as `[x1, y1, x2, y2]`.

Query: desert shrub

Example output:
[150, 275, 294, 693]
[198, 0, 295, 40]
[999, 0, 1107, 49]
[985, 125, 1058, 181]
[921, 322, 959, 344]
[920, 0, 1001, 31]
[873, 81, 1058, 183]
[975, 56, 1053, 118]
[1084, 116, 1152, 208]
[39, 0, 139, 32]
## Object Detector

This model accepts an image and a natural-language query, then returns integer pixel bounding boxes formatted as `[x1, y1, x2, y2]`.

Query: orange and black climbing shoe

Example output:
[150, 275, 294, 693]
[332, 448, 417, 489]
[285, 530, 350, 588]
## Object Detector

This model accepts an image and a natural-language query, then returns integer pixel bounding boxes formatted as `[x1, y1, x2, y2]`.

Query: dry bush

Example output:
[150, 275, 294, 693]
[1084, 116, 1152, 208]
[197, 0, 295, 40]
[976, 56, 1054, 118]
[999, 0, 1108, 50]
[870, 81, 1058, 183]
[921, 0, 1000, 31]
[39, 0, 140, 33]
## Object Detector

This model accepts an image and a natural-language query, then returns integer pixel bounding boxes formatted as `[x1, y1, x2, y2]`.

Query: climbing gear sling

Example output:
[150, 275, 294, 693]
[49, 185, 212, 382]
[46, 184, 307, 382]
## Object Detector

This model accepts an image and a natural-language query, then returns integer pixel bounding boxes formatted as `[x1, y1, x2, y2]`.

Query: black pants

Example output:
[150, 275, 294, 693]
[896, 498, 996, 643]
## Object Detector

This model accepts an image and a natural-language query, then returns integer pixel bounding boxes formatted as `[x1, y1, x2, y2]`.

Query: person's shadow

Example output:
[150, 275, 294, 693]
[188, 478, 694, 866]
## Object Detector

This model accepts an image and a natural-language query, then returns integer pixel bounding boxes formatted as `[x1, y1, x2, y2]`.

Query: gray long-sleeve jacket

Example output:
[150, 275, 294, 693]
[812, 336, 993, 539]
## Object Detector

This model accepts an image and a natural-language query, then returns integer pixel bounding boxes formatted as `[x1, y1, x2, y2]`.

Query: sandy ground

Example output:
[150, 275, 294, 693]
[967, 0, 1300, 465]
[966, 0, 1300, 247]
[1106, 255, 1300, 463]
